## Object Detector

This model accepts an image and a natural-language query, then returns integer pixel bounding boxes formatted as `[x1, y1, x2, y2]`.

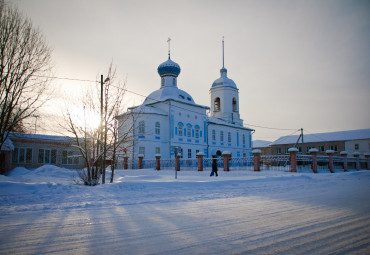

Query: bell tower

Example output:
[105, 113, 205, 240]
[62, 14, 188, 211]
[210, 38, 243, 126]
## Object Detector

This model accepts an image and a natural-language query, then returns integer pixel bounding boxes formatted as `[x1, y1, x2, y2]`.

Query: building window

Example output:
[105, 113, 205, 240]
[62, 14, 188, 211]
[196, 149, 199, 155]
[242, 134, 246, 145]
[155, 122, 160, 135]
[212, 130, 216, 141]
[155, 147, 160, 154]
[138, 121, 145, 135]
[188, 149, 192, 158]
[139, 147, 145, 156]
[329, 145, 338, 152]
[178, 123, 184, 136]
[276, 148, 281, 154]
[355, 144, 359, 150]
[232, 98, 237, 112]
[161, 77, 164, 87]
[220, 131, 224, 142]
[187, 124, 192, 137]
[62, 150, 79, 165]
[228, 132, 231, 143]
[285, 148, 289, 154]
[319, 146, 325, 152]
[38, 149, 57, 164]
[13, 148, 33, 164]
[195, 126, 200, 138]
[214, 97, 221, 111]
[173, 77, 176, 86]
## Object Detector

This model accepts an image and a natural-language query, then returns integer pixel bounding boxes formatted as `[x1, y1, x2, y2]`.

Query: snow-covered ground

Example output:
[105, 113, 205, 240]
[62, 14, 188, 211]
[0, 166, 369, 254]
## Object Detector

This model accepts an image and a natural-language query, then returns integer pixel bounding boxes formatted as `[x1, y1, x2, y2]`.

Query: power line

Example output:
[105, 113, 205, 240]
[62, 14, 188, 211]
[34, 74, 300, 132]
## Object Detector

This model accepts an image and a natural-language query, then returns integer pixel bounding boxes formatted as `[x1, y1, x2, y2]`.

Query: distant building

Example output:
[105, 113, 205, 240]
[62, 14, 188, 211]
[117, 41, 253, 160]
[0, 133, 85, 173]
[257, 129, 370, 156]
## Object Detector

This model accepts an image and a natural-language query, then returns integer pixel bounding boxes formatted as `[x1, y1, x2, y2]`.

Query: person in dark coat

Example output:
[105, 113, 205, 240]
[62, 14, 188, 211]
[211, 158, 218, 177]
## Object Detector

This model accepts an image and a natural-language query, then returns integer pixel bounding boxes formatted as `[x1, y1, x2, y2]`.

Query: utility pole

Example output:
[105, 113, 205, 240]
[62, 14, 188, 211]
[301, 128, 304, 154]
[100, 74, 109, 184]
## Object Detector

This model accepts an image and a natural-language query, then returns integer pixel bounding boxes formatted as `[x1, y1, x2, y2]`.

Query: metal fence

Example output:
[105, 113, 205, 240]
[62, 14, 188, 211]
[116, 155, 368, 172]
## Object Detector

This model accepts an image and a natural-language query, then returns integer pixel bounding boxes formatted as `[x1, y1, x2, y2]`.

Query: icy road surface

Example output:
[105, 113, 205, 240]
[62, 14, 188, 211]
[0, 166, 369, 254]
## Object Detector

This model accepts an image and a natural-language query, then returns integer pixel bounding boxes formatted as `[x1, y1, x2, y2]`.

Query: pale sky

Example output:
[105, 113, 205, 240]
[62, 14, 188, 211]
[12, 0, 370, 141]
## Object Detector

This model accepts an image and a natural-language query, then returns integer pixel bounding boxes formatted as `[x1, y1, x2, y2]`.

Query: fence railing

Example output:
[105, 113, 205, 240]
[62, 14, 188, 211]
[116, 154, 369, 173]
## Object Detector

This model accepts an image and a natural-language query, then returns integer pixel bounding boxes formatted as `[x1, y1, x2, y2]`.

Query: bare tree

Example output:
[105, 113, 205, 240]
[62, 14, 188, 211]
[0, 2, 52, 149]
[63, 63, 134, 185]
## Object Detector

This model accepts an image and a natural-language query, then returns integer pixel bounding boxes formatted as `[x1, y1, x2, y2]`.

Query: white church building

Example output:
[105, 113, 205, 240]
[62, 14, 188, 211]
[117, 41, 253, 160]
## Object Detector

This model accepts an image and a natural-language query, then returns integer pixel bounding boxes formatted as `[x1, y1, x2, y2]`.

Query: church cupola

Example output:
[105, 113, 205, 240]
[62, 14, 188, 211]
[157, 38, 181, 88]
[210, 37, 243, 126]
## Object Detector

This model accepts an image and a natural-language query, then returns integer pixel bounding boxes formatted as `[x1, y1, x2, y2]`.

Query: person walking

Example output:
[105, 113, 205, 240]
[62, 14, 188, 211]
[211, 158, 218, 177]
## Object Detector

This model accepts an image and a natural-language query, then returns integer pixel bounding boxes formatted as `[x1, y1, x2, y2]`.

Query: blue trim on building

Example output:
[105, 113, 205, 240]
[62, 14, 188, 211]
[170, 115, 174, 138]
[203, 122, 207, 143]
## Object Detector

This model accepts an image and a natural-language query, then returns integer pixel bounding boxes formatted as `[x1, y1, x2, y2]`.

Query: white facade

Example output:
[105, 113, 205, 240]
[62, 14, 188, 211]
[117, 50, 253, 160]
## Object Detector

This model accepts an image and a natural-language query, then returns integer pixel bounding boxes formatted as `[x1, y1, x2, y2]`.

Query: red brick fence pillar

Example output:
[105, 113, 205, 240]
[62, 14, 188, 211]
[138, 154, 144, 169]
[309, 148, 318, 174]
[222, 151, 231, 171]
[288, 148, 298, 172]
[353, 152, 360, 171]
[252, 149, 261, 172]
[123, 156, 129, 170]
[155, 154, 161, 171]
[340, 151, 348, 172]
[365, 153, 370, 170]
[175, 154, 181, 171]
[197, 152, 204, 171]
[326, 150, 334, 173]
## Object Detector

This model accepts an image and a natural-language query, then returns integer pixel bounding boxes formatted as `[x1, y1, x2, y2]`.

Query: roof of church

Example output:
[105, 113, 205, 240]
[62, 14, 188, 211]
[208, 117, 253, 131]
[127, 105, 168, 116]
[157, 58, 181, 77]
[211, 68, 237, 89]
[143, 86, 197, 106]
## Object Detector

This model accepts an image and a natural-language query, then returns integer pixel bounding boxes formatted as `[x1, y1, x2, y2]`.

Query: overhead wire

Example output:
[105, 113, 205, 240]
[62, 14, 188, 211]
[33, 74, 300, 132]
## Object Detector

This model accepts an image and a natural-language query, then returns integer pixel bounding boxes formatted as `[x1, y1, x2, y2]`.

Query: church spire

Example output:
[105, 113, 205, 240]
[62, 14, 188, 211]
[220, 36, 227, 77]
[222, 36, 225, 68]
[167, 37, 171, 59]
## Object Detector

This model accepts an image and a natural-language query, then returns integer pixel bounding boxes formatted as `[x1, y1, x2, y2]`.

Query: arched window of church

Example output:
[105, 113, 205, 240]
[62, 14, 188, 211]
[161, 77, 165, 87]
[220, 131, 224, 142]
[178, 123, 184, 136]
[214, 98, 221, 111]
[228, 132, 231, 143]
[242, 134, 246, 145]
[232, 98, 237, 112]
[138, 121, 145, 135]
[212, 130, 216, 141]
[155, 122, 160, 135]
[173, 77, 176, 86]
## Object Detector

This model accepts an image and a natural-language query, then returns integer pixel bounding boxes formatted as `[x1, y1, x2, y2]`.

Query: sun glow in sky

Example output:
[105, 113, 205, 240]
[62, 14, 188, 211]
[13, 0, 370, 141]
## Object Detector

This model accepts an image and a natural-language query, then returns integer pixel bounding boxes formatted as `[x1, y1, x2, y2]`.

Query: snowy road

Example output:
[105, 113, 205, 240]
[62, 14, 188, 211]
[0, 167, 369, 254]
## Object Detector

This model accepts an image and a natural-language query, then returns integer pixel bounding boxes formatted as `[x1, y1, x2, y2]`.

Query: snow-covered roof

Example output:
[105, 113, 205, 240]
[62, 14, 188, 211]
[157, 58, 181, 77]
[127, 105, 168, 116]
[143, 86, 197, 106]
[8, 132, 74, 143]
[271, 129, 370, 145]
[208, 117, 253, 131]
[211, 68, 237, 89]
[253, 140, 272, 148]
[1, 138, 14, 151]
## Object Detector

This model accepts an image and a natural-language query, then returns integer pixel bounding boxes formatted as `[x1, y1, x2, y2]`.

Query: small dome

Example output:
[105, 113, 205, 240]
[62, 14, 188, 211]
[212, 68, 237, 88]
[157, 58, 181, 77]
[143, 86, 195, 105]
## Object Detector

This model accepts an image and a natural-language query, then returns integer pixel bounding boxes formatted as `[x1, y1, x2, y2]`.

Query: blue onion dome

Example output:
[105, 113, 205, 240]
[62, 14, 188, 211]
[157, 58, 181, 77]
